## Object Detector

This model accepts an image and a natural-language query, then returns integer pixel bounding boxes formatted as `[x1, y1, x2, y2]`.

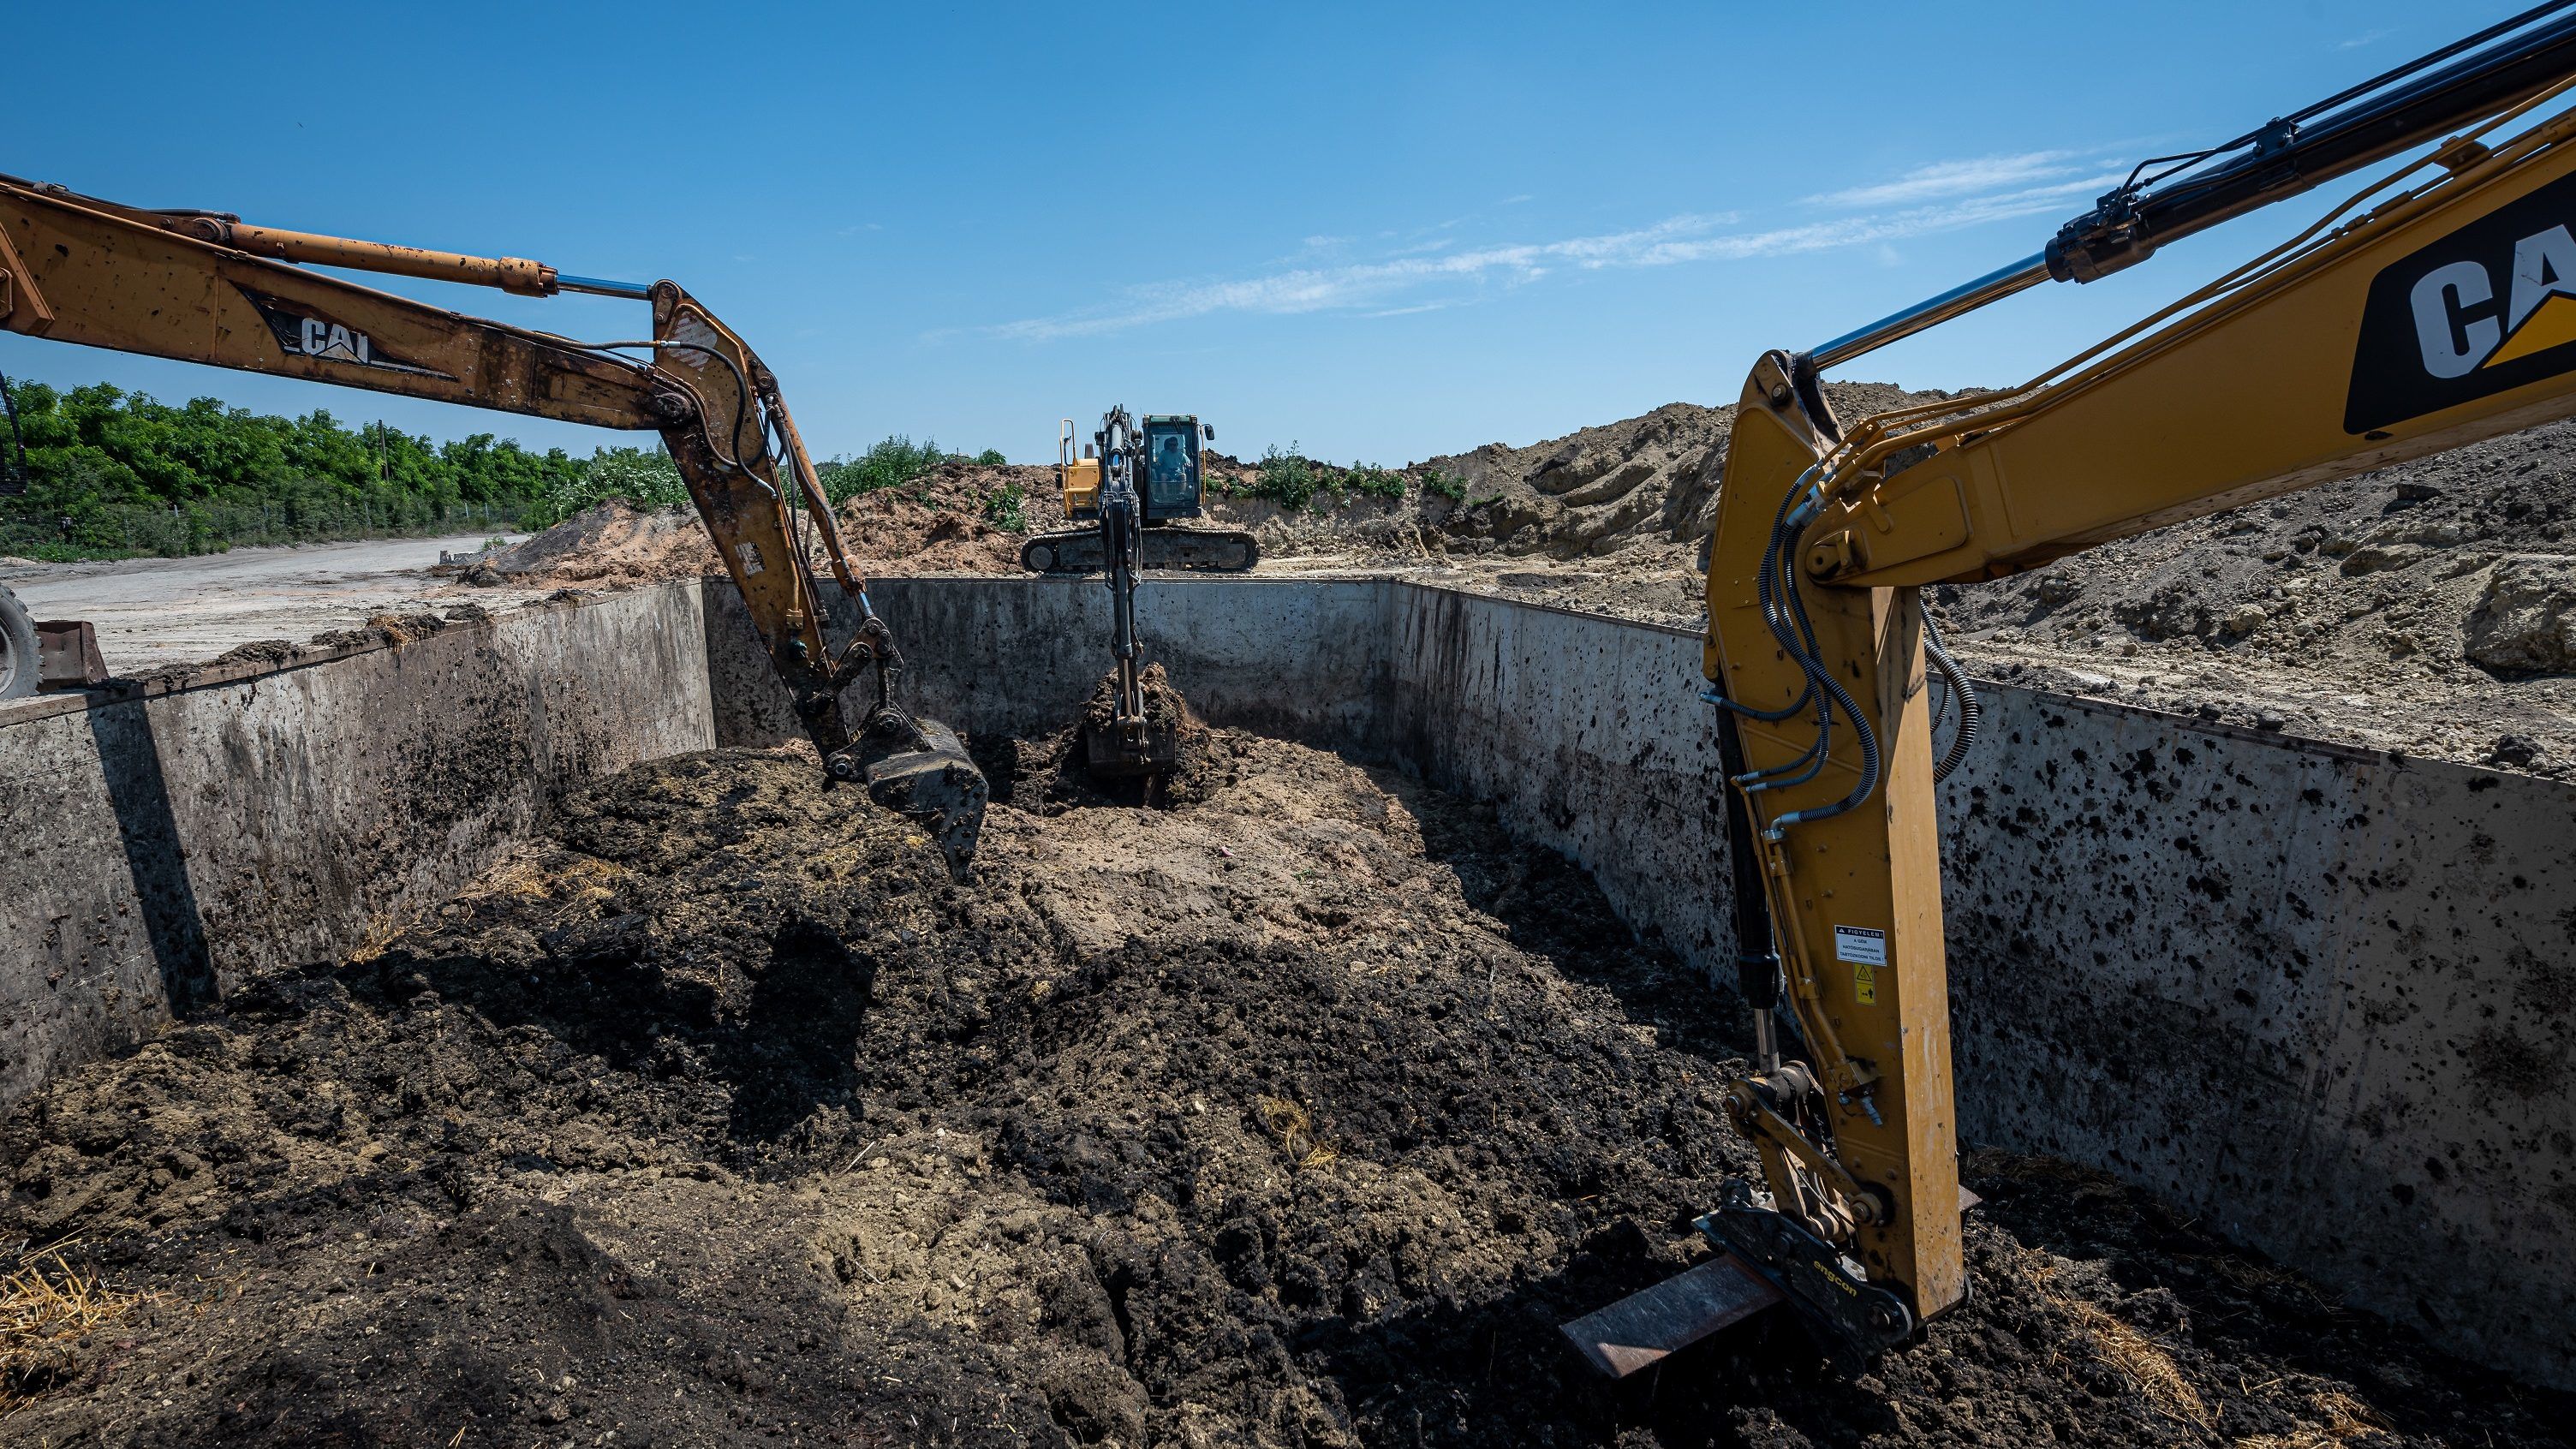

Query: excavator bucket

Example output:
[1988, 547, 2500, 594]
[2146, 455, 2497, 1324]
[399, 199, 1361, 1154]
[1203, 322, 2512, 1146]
[1082, 716, 1179, 778]
[1557, 1255, 1784, 1378]
[832, 713, 989, 878]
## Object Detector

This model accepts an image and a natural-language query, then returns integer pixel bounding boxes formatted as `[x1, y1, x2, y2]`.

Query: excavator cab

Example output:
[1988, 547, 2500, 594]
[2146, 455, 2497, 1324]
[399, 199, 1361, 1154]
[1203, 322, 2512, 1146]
[1024, 413, 1254, 573]
[1140, 414, 1207, 520]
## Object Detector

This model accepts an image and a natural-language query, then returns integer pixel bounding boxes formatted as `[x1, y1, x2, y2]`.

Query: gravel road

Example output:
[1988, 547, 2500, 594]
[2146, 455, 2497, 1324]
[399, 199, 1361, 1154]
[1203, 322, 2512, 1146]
[0, 534, 536, 672]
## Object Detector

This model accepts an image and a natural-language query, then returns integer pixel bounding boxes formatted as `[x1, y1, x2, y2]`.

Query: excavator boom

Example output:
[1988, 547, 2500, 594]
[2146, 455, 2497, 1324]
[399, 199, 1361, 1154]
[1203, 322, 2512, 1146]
[1571, 9, 2576, 1374]
[0, 174, 986, 871]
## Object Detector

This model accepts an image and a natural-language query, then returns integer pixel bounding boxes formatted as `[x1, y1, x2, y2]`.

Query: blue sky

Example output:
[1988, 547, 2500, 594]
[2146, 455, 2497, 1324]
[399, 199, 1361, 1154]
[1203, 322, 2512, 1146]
[3, 1, 2541, 464]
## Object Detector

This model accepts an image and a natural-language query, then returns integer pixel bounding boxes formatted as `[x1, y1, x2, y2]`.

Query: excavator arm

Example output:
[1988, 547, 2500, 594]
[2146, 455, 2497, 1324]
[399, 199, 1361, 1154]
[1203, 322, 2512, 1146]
[1569, 8, 2576, 1374]
[0, 173, 986, 869]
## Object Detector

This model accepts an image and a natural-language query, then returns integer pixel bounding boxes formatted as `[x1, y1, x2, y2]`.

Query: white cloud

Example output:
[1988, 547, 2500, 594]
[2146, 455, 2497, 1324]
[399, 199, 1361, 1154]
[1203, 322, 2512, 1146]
[1632, 173, 2122, 267]
[967, 158, 2126, 343]
[2339, 27, 2396, 50]
[1807, 150, 2087, 209]
[983, 212, 1737, 341]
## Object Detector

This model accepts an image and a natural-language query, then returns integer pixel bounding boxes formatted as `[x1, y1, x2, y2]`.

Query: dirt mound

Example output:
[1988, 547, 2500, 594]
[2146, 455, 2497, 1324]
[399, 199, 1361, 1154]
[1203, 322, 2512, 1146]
[480, 467, 1061, 591]
[836, 462, 1055, 575]
[3, 737, 2561, 1446]
[993, 663, 1235, 813]
[1921, 412, 2576, 773]
[1411, 383, 1942, 565]
[1168, 384, 1948, 586]
[478, 499, 718, 587]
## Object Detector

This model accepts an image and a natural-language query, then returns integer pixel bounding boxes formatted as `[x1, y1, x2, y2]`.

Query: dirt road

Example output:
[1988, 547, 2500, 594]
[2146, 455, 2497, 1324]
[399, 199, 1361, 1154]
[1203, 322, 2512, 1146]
[0, 534, 537, 672]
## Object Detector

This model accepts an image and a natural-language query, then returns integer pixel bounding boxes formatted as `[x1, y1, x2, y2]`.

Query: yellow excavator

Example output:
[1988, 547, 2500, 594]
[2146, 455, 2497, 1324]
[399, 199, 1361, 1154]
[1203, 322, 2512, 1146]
[1565, 4, 2576, 1372]
[1023, 407, 1257, 778]
[0, 174, 987, 872]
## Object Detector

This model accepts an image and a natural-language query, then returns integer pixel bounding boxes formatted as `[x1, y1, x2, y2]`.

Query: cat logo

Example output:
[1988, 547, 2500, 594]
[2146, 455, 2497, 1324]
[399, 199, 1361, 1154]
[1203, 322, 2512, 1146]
[296, 317, 373, 365]
[231, 284, 454, 381]
[2347, 169, 2576, 432]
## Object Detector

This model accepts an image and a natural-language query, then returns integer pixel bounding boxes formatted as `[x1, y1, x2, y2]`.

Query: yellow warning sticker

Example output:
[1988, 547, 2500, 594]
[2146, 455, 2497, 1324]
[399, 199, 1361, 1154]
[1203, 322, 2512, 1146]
[1835, 925, 1887, 1005]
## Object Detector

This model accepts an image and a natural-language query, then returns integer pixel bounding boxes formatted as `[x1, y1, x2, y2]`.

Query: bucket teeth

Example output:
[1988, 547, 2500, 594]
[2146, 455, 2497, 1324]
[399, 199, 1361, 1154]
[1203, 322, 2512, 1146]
[1083, 718, 1179, 778]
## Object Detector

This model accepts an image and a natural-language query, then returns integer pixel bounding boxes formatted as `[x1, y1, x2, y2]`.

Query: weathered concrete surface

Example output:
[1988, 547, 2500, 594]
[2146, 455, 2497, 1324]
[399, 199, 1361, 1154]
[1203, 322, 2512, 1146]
[0, 586, 714, 1106]
[706, 574, 1389, 752]
[718, 575, 2571, 1387]
[1941, 689, 2576, 1389]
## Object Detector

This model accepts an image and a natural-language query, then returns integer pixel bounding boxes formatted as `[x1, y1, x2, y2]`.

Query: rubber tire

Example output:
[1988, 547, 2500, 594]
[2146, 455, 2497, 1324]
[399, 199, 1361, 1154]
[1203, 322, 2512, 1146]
[0, 584, 36, 700]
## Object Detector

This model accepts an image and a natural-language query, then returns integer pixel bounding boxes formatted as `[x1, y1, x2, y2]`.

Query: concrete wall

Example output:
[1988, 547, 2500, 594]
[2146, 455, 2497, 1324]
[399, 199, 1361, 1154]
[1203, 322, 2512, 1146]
[1941, 689, 2576, 1388]
[704, 573, 1390, 752]
[0, 586, 714, 1106]
[1, 569, 2562, 1385]
[749, 575, 2573, 1389]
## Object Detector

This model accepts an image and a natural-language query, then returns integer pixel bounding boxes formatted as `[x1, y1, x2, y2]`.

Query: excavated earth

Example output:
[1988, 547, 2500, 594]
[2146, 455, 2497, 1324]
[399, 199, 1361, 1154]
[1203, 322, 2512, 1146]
[5, 723, 2567, 1446]
[465, 378, 2576, 776]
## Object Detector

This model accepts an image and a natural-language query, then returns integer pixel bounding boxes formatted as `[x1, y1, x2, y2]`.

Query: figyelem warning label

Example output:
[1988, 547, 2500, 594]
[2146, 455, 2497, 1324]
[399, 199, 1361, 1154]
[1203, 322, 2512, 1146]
[1836, 926, 1887, 1005]
[1834, 926, 1887, 966]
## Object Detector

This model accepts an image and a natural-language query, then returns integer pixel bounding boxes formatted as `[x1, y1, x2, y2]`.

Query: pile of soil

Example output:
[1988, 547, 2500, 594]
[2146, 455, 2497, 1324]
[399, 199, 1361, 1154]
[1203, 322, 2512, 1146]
[132, 607, 509, 686]
[4, 727, 2561, 1446]
[1920, 414, 2576, 775]
[1240, 391, 2576, 775]
[836, 467, 1041, 575]
[1006, 663, 1227, 812]
[476, 500, 720, 587]
[476, 468, 1052, 591]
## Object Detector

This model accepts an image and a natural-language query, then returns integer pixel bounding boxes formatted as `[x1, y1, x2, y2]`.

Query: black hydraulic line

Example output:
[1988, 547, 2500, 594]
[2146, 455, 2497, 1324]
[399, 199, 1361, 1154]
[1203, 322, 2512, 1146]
[1738, 492, 1836, 794]
[1813, 8, 2576, 365]
[1922, 614, 1980, 784]
[1711, 707, 1785, 1011]
[2123, 0, 2576, 194]
[1740, 481, 1882, 832]
[2048, 5, 2576, 283]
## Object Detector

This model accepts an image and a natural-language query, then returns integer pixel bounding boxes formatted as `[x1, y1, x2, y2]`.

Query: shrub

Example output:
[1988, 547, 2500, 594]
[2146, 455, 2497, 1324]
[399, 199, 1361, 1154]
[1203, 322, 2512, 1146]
[817, 435, 945, 504]
[974, 448, 1007, 467]
[981, 480, 1028, 533]
[1249, 444, 1323, 510]
[523, 445, 687, 528]
[1344, 463, 1406, 502]
[1422, 467, 1466, 501]
[0, 379, 573, 552]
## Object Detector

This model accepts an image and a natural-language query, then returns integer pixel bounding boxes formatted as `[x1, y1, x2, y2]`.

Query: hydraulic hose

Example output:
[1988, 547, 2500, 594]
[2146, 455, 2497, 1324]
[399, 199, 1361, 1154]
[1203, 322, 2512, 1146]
[1922, 613, 1980, 784]
[1756, 480, 1883, 837]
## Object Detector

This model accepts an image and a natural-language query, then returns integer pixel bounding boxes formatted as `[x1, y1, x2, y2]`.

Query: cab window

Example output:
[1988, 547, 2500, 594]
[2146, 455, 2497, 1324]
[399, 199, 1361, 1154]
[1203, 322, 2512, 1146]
[1148, 432, 1194, 504]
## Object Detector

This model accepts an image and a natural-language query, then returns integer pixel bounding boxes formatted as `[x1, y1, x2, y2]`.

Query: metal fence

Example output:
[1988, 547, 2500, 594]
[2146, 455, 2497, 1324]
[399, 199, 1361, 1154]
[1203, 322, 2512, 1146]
[0, 498, 528, 558]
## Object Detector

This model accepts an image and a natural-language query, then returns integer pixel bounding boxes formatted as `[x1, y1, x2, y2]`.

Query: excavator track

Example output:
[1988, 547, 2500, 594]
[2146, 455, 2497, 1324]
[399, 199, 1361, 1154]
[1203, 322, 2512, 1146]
[1021, 525, 1259, 575]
